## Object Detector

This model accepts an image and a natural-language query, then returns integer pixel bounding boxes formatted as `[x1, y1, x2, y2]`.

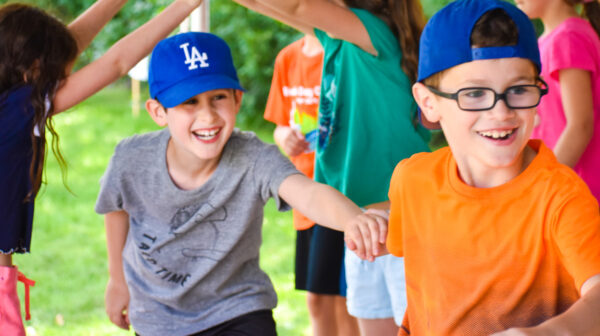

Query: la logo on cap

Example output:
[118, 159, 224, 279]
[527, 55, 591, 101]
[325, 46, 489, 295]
[180, 42, 209, 70]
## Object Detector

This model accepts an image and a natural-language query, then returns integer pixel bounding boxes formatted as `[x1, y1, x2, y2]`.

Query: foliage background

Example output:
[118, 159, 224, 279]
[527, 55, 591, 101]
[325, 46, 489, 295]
[18, 0, 301, 128]
[15, 0, 502, 128]
[16, 0, 528, 128]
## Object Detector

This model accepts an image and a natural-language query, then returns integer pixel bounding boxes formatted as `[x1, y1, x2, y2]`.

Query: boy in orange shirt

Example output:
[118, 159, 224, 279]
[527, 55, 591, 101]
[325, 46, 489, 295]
[384, 0, 600, 334]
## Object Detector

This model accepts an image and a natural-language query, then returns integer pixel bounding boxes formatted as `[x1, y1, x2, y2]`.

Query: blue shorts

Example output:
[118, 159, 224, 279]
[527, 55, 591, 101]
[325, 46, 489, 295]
[344, 247, 407, 325]
[295, 224, 347, 296]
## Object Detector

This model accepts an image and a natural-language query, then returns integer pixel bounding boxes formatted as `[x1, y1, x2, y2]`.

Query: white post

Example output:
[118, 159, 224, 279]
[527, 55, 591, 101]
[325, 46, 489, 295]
[180, 0, 210, 32]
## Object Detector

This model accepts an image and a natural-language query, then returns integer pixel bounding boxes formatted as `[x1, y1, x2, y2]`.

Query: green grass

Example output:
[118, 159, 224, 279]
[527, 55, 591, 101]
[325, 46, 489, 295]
[13, 85, 310, 336]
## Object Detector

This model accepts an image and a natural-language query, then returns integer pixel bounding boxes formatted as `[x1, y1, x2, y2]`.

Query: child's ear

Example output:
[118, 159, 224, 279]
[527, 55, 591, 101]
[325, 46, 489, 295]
[146, 99, 168, 127]
[234, 90, 243, 113]
[413, 82, 441, 125]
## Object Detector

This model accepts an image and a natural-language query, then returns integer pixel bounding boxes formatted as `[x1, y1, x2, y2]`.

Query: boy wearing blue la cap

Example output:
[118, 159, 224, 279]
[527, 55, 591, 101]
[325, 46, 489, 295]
[95, 32, 386, 336]
[382, 0, 600, 334]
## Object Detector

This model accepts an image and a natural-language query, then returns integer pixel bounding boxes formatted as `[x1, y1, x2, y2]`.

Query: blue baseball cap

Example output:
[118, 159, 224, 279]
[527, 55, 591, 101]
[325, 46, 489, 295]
[417, 0, 541, 82]
[148, 32, 244, 108]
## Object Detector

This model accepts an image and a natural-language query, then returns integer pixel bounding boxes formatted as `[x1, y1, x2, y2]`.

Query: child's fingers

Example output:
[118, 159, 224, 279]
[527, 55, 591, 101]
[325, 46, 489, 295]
[375, 214, 388, 244]
[367, 218, 381, 256]
[344, 234, 357, 251]
[346, 228, 367, 260]
[108, 308, 129, 330]
[357, 219, 375, 260]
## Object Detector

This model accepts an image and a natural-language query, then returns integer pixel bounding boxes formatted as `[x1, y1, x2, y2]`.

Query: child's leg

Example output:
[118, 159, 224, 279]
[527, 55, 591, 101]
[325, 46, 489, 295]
[0, 262, 26, 336]
[301, 225, 358, 336]
[334, 295, 360, 336]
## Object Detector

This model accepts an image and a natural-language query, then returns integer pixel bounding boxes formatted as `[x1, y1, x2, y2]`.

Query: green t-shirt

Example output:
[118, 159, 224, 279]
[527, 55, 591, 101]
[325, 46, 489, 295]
[314, 8, 430, 207]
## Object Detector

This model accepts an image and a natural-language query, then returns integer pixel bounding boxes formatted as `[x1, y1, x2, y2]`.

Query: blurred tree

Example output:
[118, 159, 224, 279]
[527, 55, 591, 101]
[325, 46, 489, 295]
[211, 2, 300, 127]
[18, 0, 299, 127]
[10, 0, 527, 125]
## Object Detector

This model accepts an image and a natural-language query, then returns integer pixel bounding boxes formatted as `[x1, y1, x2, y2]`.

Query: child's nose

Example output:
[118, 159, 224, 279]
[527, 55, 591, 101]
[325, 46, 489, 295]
[488, 98, 515, 120]
[196, 106, 218, 123]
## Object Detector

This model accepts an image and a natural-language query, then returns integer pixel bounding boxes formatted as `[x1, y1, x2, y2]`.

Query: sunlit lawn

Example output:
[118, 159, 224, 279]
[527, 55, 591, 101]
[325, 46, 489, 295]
[13, 85, 310, 336]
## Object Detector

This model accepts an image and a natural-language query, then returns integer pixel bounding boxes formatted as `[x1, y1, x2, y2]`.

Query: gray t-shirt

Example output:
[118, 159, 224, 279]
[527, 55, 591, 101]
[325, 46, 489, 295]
[95, 128, 299, 336]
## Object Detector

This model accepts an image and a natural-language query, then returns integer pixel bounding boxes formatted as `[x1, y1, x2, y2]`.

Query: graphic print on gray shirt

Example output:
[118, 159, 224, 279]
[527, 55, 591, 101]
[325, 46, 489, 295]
[95, 128, 300, 336]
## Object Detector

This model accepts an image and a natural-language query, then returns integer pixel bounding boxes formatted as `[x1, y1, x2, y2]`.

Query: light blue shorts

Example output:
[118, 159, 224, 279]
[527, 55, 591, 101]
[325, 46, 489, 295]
[344, 247, 407, 325]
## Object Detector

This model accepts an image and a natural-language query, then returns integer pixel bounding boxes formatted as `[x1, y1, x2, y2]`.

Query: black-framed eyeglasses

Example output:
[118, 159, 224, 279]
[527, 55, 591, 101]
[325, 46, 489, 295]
[426, 78, 548, 112]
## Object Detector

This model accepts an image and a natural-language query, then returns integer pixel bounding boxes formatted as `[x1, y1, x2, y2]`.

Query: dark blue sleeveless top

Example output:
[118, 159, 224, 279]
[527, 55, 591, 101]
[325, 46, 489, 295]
[0, 85, 35, 254]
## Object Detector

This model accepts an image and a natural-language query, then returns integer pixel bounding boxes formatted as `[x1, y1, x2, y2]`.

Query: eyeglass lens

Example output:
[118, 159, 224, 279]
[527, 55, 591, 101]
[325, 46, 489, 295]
[458, 86, 542, 110]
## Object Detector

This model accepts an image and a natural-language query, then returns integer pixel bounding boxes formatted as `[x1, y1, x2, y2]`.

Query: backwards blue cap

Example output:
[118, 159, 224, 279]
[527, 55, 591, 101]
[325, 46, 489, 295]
[417, 0, 541, 82]
[148, 32, 244, 108]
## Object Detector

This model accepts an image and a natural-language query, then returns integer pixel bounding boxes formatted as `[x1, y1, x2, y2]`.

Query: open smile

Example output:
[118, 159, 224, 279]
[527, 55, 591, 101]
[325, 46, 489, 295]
[193, 128, 221, 142]
[477, 128, 516, 141]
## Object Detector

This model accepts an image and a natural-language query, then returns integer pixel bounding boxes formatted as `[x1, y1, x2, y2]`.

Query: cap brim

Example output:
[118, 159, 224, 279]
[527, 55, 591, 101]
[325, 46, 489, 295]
[155, 75, 245, 108]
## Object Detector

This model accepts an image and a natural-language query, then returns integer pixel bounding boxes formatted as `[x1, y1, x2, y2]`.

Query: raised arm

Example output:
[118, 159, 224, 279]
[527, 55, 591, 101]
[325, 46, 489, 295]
[279, 174, 387, 260]
[104, 210, 131, 331]
[232, 0, 314, 35]
[233, 0, 376, 54]
[53, 0, 203, 114]
[67, 0, 129, 55]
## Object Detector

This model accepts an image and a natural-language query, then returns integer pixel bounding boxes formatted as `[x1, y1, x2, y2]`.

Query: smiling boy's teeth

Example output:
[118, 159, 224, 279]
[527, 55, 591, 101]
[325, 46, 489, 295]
[479, 129, 514, 139]
[195, 129, 219, 138]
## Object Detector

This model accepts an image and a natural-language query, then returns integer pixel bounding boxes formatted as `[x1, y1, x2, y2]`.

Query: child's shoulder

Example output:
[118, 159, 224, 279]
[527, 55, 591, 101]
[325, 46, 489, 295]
[228, 128, 263, 145]
[391, 147, 450, 187]
[277, 38, 305, 60]
[394, 146, 450, 174]
[553, 17, 598, 41]
[113, 129, 168, 158]
[225, 129, 274, 156]
[535, 143, 592, 195]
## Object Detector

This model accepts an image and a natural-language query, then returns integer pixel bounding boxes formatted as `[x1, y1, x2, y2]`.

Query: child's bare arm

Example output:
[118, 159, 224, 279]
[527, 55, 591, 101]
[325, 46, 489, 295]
[67, 0, 128, 55]
[232, 0, 314, 35]
[552, 68, 594, 168]
[492, 274, 600, 335]
[278, 174, 387, 259]
[53, 0, 203, 114]
[104, 210, 130, 330]
[233, 0, 376, 55]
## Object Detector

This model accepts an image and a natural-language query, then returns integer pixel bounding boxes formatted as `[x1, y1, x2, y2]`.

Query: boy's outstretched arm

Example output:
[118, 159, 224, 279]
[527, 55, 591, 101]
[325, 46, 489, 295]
[278, 174, 387, 260]
[104, 210, 131, 331]
[493, 274, 600, 335]
[67, 0, 129, 55]
[53, 0, 203, 114]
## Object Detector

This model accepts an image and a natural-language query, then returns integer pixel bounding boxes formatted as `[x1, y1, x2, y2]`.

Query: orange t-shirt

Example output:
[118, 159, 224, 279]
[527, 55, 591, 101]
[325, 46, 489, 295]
[388, 140, 600, 335]
[264, 37, 323, 230]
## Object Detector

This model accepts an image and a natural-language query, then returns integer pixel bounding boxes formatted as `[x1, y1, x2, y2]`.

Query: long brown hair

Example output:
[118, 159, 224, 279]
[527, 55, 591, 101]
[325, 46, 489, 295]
[0, 3, 78, 200]
[566, 0, 600, 37]
[342, 0, 426, 83]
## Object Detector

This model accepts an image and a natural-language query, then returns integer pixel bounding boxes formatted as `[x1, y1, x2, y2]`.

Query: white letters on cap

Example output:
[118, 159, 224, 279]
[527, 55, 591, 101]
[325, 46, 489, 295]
[179, 42, 209, 70]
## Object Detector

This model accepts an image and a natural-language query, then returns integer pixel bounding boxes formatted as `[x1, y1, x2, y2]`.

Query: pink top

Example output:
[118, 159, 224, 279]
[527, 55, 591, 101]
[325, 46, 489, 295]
[533, 17, 600, 201]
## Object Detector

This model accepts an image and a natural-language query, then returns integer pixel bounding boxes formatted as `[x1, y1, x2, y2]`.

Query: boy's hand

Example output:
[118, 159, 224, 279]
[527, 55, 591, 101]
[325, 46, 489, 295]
[344, 209, 389, 261]
[274, 126, 310, 157]
[105, 277, 131, 330]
